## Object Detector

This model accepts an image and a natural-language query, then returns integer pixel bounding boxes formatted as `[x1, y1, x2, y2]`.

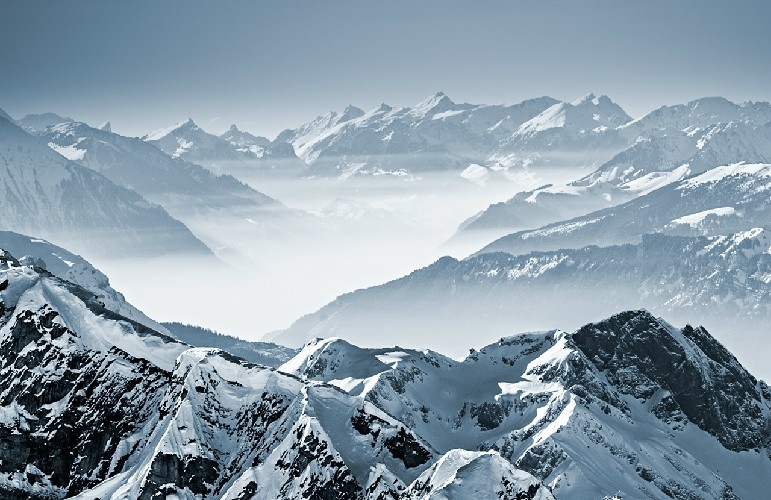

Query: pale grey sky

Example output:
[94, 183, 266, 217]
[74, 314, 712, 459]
[2, 0, 770, 138]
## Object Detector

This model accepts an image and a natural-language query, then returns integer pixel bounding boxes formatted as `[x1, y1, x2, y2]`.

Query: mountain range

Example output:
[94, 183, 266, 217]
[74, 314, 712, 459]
[456, 99, 771, 241]
[478, 162, 771, 256]
[269, 92, 637, 179]
[0, 115, 211, 259]
[144, 118, 298, 165]
[0, 245, 768, 498]
[33, 120, 314, 263]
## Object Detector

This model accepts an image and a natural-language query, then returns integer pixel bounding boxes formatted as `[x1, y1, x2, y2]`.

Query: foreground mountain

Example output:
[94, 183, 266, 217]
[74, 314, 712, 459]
[279, 311, 771, 499]
[275, 228, 771, 375]
[0, 116, 211, 259]
[456, 102, 771, 241]
[0, 247, 551, 499]
[2, 244, 769, 498]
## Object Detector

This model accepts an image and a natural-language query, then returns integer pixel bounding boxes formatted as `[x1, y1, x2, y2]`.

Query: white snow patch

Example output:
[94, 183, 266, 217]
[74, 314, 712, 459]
[669, 207, 736, 227]
[460, 164, 491, 186]
[680, 162, 771, 188]
[48, 141, 86, 161]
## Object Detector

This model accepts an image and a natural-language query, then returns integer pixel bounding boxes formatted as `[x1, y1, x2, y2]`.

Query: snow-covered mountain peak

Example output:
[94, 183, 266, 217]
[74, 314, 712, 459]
[340, 104, 366, 122]
[98, 121, 111, 132]
[0, 231, 168, 332]
[279, 337, 398, 392]
[411, 91, 456, 117]
[17, 112, 74, 133]
[142, 117, 199, 141]
[571, 93, 598, 106]
[143, 114, 301, 163]
[516, 94, 631, 135]
[404, 449, 555, 500]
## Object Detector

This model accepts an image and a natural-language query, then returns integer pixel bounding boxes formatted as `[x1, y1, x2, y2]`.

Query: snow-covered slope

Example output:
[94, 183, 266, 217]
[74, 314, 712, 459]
[0, 116, 212, 259]
[0, 230, 166, 333]
[275, 228, 771, 376]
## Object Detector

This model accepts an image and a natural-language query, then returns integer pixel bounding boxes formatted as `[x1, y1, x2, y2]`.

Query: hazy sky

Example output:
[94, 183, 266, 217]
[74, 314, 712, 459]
[2, 0, 770, 139]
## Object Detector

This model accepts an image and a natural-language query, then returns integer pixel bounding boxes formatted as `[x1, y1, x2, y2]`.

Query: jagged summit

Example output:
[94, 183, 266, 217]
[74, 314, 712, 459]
[98, 121, 111, 132]
[144, 115, 298, 163]
[412, 91, 455, 113]
[142, 117, 199, 141]
[339, 104, 366, 122]
[570, 92, 598, 105]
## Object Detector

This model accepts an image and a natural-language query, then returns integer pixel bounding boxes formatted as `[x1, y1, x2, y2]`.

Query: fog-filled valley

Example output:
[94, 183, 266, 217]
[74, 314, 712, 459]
[4, 92, 771, 379]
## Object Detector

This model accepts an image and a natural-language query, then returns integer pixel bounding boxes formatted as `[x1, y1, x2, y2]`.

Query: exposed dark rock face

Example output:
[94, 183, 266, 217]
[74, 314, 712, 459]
[0, 305, 169, 496]
[274, 424, 361, 500]
[383, 428, 432, 469]
[572, 310, 770, 451]
[139, 454, 220, 500]
[470, 400, 513, 431]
